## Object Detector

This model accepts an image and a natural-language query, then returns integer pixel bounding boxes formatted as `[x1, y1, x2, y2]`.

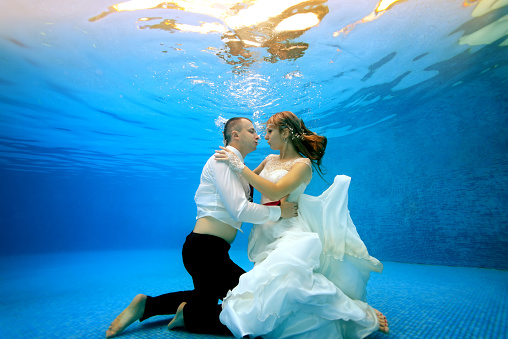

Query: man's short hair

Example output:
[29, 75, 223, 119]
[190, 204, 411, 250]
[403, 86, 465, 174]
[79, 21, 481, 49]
[223, 117, 252, 146]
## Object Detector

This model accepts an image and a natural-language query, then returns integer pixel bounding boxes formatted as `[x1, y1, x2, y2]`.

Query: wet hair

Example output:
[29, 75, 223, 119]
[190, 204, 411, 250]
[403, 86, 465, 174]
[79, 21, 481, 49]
[267, 111, 327, 177]
[223, 117, 252, 146]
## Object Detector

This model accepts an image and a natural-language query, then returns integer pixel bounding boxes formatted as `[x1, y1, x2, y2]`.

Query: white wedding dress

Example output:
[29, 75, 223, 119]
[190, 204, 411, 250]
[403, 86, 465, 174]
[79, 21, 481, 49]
[220, 155, 384, 339]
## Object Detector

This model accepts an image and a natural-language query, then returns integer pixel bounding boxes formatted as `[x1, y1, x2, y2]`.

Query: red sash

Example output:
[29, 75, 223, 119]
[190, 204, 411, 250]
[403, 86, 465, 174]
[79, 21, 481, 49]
[251, 185, 281, 206]
[263, 201, 281, 206]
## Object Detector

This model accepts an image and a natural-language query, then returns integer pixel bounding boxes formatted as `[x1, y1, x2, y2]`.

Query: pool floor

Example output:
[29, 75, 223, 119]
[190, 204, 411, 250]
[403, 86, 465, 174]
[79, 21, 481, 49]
[0, 249, 506, 338]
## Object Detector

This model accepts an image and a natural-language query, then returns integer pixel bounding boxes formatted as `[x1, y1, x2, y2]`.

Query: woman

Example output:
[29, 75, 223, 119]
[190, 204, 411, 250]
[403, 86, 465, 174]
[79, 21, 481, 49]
[215, 111, 389, 338]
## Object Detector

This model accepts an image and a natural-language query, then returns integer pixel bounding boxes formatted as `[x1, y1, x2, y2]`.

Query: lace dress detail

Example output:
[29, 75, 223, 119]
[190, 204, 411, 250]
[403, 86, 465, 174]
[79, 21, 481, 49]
[220, 154, 383, 339]
[262, 154, 311, 174]
[227, 151, 245, 172]
[259, 155, 311, 205]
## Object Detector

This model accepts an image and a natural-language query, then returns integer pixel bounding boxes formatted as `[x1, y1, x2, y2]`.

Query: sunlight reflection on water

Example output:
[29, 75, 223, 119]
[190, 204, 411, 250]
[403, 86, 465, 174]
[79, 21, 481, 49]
[0, 0, 506, 174]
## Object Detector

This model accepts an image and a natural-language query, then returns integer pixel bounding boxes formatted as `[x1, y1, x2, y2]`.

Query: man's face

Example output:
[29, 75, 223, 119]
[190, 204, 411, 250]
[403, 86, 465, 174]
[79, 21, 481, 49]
[236, 119, 260, 156]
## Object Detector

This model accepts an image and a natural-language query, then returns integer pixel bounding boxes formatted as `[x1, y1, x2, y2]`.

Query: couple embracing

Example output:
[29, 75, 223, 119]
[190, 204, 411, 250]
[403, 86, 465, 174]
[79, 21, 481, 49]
[106, 111, 389, 339]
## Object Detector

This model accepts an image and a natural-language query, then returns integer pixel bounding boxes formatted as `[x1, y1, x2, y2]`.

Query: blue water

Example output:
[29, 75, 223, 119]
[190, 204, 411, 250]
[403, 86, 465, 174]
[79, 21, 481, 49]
[0, 0, 507, 338]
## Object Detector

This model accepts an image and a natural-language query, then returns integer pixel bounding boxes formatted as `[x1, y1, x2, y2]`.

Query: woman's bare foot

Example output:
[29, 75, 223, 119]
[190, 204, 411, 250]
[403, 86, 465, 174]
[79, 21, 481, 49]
[167, 302, 186, 330]
[106, 294, 147, 338]
[375, 309, 389, 334]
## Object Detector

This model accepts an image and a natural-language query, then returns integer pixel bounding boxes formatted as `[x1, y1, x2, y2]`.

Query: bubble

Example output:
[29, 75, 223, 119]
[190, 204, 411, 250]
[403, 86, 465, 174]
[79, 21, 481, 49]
[215, 115, 228, 128]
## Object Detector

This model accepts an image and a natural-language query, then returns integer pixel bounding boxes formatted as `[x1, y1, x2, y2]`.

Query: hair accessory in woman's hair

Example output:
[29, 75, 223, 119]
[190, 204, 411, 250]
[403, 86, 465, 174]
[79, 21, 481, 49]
[285, 124, 302, 140]
[294, 133, 305, 140]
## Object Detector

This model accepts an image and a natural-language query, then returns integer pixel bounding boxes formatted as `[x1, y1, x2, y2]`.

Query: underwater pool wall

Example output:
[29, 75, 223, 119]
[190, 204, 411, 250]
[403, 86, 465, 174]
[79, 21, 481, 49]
[320, 48, 507, 270]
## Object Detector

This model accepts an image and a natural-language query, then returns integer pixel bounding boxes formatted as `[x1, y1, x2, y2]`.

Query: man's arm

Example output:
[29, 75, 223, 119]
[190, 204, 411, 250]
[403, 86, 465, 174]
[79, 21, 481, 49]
[213, 159, 282, 223]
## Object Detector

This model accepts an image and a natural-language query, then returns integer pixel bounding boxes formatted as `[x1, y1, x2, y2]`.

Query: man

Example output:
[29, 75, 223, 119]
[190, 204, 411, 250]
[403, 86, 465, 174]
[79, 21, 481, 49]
[105, 117, 297, 337]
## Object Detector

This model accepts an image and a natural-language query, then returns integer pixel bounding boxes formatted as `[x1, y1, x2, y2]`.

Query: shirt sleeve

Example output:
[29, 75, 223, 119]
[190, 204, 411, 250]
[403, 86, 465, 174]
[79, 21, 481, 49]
[212, 159, 281, 223]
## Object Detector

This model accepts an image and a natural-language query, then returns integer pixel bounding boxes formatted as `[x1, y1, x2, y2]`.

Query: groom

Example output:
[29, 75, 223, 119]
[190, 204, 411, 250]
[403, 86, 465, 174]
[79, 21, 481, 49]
[106, 117, 297, 338]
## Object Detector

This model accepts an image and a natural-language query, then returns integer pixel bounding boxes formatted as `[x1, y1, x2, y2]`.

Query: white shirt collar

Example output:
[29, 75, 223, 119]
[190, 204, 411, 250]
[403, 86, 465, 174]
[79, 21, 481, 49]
[226, 145, 244, 163]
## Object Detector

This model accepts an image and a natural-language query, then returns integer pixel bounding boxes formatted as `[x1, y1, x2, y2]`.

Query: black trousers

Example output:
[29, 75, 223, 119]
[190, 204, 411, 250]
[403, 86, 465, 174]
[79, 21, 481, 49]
[140, 232, 246, 334]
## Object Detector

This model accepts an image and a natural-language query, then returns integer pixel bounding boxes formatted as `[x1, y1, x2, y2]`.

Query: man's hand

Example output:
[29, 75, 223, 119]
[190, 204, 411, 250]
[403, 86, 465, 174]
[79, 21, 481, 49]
[280, 200, 298, 219]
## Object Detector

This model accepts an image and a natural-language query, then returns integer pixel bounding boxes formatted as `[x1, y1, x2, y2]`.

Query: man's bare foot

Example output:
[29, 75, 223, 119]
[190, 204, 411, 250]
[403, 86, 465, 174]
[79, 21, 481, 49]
[167, 302, 186, 330]
[375, 309, 389, 334]
[106, 294, 147, 338]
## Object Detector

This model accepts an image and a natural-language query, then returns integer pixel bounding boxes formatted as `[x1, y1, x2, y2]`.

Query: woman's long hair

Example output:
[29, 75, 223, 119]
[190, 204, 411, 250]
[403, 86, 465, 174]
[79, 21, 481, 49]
[267, 111, 327, 178]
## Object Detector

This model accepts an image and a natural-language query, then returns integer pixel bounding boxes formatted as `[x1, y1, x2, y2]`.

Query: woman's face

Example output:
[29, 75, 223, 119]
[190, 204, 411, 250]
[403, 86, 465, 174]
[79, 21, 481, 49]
[265, 124, 285, 150]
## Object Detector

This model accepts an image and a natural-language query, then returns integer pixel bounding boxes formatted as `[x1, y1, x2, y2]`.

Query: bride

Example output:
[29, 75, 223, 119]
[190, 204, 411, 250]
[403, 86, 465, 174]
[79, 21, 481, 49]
[215, 111, 389, 338]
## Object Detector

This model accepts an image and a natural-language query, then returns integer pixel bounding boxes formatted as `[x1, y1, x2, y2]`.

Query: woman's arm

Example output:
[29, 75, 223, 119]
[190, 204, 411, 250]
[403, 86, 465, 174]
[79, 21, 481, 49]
[239, 162, 311, 201]
[215, 148, 311, 201]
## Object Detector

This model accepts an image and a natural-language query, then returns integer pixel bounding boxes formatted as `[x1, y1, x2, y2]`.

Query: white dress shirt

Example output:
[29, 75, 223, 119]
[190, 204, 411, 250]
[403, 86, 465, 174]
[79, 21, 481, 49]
[194, 146, 281, 231]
